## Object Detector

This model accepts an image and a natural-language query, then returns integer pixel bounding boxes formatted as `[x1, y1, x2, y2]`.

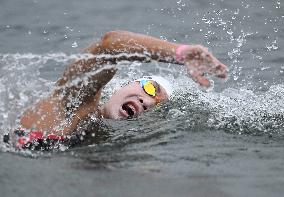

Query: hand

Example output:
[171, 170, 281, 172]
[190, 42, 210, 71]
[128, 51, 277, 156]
[177, 45, 227, 87]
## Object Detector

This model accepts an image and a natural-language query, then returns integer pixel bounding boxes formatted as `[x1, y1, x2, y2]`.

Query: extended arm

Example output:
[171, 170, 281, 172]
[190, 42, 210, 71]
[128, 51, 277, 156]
[20, 30, 227, 135]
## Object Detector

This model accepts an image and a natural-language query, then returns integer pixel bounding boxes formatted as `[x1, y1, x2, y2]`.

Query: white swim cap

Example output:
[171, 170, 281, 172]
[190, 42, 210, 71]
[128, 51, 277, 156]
[135, 75, 173, 97]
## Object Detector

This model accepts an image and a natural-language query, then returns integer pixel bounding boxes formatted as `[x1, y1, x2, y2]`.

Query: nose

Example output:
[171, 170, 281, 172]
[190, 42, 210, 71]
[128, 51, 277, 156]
[139, 97, 155, 111]
[139, 98, 147, 111]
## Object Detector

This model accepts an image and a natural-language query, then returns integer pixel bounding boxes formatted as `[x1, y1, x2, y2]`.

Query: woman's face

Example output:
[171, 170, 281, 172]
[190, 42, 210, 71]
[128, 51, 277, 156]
[100, 81, 169, 119]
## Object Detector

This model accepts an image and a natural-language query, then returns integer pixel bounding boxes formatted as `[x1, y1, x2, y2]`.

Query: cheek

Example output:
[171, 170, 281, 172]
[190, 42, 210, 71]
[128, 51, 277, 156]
[108, 89, 126, 105]
[109, 83, 141, 103]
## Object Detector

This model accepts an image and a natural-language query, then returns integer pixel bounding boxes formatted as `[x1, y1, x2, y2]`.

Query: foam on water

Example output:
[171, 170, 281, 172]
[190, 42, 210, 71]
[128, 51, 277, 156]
[0, 0, 283, 152]
[169, 78, 284, 136]
[0, 52, 283, 153]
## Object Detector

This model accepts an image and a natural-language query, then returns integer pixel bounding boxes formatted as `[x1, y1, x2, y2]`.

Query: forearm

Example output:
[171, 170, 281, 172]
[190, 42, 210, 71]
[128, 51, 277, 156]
[86, 30, 181, 64]
[21, 57, 116, 134]
[58, 30, 182, 88]
[54, 61, 116, 117]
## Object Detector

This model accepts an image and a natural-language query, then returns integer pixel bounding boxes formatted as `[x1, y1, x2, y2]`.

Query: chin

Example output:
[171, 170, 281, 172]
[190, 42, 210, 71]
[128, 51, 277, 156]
[110, 114, 121, 120]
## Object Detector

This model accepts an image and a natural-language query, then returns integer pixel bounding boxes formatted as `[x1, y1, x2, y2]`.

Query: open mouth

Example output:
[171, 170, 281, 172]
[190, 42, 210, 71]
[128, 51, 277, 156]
[122, 103, 137, 118]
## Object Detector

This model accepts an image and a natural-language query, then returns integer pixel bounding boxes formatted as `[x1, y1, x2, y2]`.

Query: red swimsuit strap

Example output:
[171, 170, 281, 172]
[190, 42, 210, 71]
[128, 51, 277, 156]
[15, 128, 65, 148]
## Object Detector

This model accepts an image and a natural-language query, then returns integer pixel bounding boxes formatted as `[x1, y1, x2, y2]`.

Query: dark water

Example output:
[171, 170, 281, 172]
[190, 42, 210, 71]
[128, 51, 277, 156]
[1, 0, 284, 196]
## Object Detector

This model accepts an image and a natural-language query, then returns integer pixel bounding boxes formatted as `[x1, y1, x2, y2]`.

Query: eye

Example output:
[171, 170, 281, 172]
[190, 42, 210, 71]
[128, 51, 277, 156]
[139, 99, 143, 103]
[143, 106, 147, 111]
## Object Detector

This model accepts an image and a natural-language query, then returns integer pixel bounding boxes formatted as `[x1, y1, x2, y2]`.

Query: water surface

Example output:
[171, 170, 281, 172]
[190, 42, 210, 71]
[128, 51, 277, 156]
[0, 0, 283, 196]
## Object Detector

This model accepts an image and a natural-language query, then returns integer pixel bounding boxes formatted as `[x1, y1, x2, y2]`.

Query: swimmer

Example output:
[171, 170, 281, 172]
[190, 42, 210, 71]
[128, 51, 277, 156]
[6, 31, 227, 148]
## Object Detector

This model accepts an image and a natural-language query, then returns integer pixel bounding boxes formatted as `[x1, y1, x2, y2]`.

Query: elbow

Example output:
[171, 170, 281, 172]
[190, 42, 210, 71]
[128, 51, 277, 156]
[101, 30, 129, 47]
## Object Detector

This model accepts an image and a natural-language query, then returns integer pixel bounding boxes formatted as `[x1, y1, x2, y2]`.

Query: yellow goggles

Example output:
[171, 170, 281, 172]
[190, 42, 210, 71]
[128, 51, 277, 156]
[140, 80, 156, 96]
[139, 80, 161, 103]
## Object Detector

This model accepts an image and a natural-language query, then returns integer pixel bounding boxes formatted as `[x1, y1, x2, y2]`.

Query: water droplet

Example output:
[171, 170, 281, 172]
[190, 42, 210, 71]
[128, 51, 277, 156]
[71, 42, 78, 48]
[8, 92, 14, 99]
[159, 35, 167, 40]
[276, 1, 280, 8]
[234, 9, 239, 14]
[261, 67, 270, 71]
[227, 29, 233, 35]
[266, 40, 278, 51]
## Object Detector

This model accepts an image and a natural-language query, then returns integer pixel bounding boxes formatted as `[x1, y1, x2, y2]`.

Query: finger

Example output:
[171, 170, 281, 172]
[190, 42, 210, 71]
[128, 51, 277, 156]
[195, 75, 211, 87]
[204, 53, 227, 78]
[188, 69, 211, 88]
[215, 64, 227, 78]
[211, 63, 227, 78]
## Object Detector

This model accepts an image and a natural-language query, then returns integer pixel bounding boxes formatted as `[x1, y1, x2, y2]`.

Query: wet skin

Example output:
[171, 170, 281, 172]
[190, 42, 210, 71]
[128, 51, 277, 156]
[100, 81, 168, 119]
